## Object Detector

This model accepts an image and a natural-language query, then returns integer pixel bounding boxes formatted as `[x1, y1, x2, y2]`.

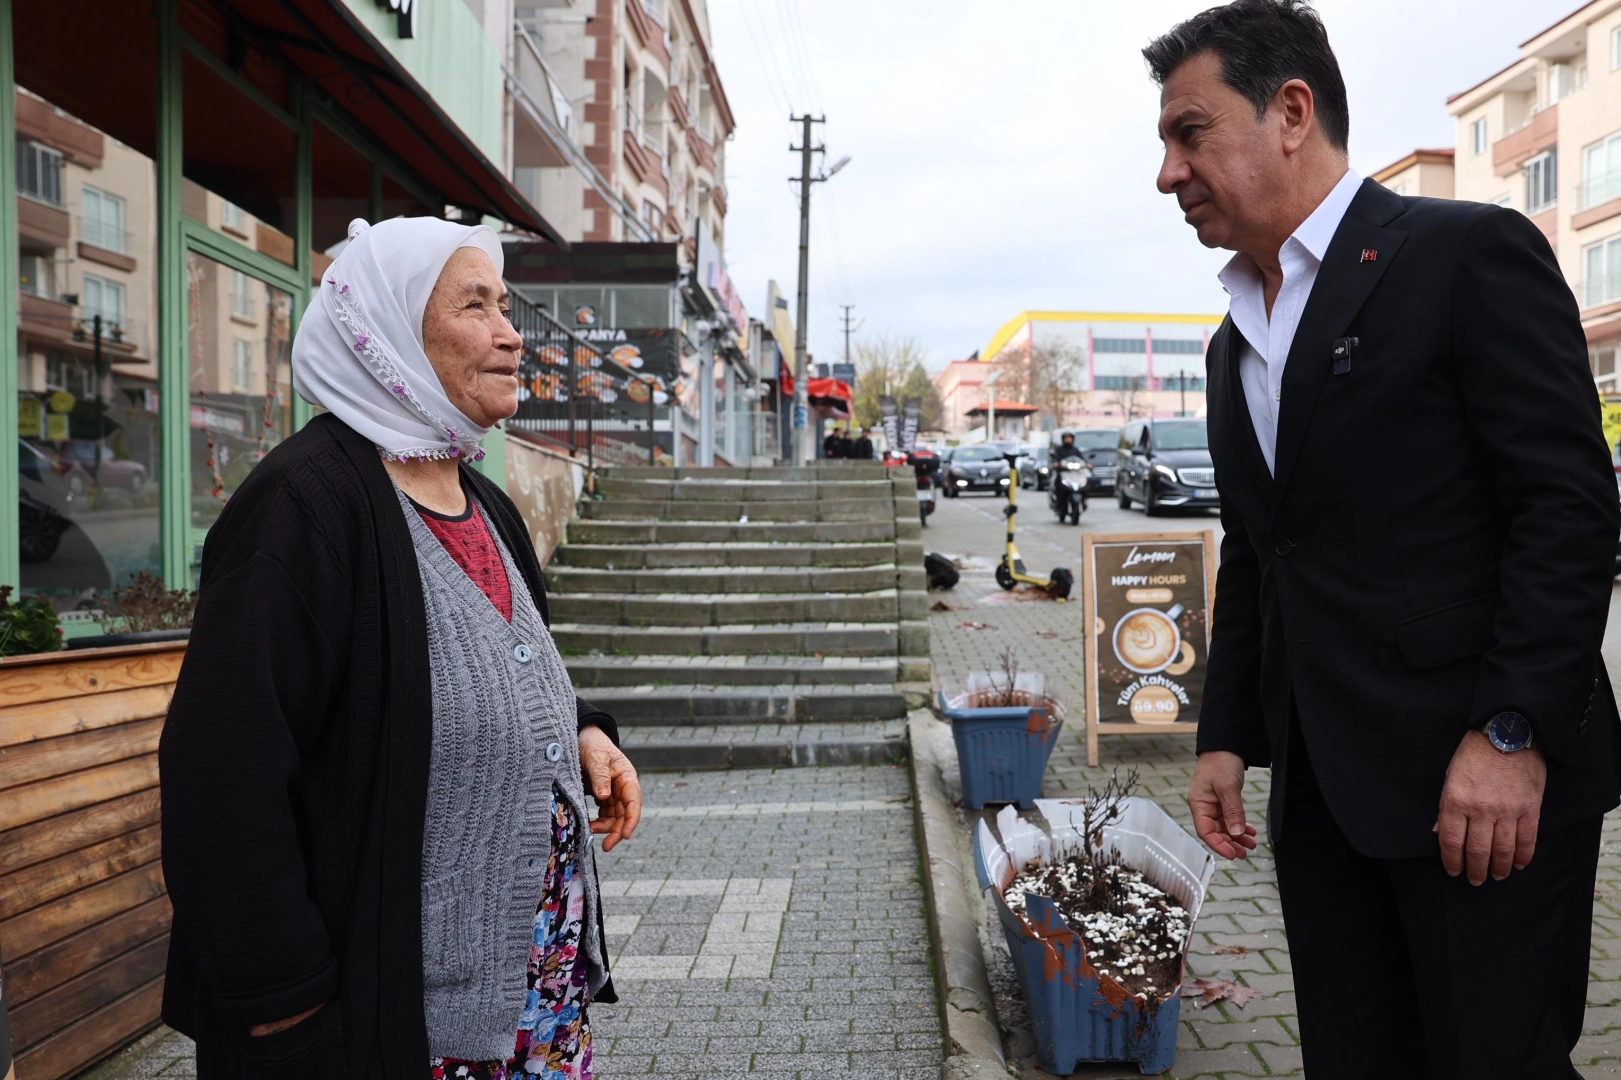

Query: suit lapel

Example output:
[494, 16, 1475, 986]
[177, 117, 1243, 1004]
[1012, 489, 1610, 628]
[1271, 181, 1408, 503]
[1215, 318, 1274, 508]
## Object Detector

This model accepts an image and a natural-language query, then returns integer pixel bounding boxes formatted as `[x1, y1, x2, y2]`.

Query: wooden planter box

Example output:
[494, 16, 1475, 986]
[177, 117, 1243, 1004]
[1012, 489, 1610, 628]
[0, 642, 186, 1080]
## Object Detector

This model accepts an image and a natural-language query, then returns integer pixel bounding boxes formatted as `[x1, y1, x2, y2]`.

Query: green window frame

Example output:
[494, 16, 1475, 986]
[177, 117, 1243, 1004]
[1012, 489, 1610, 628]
[0, 0, 462, 592]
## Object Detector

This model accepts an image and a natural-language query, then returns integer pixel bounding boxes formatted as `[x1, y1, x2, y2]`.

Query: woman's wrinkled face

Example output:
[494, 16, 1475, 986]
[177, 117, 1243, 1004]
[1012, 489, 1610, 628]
[421, 246, 522, 427]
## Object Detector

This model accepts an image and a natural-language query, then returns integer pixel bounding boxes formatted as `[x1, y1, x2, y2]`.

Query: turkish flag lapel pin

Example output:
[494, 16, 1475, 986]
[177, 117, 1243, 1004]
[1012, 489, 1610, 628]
[1360, 249, 1378, 263]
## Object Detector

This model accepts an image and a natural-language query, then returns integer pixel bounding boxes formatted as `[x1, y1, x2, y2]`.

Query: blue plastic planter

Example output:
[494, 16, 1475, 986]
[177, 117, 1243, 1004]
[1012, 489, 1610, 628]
[976, 799, 1217, 1076]
[940, 690, 1063, 810]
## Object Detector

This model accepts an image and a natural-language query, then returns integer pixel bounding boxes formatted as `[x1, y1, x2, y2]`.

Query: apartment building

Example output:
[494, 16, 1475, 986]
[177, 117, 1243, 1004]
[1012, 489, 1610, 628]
[939, 311, 1223, 438]
[1371, 149, 1455, 199]
[1446, 1, 1621, 387]
[510, 0, 734, 252]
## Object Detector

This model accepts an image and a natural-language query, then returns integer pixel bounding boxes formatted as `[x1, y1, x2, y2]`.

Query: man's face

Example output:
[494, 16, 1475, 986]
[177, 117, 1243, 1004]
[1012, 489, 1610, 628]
[1156, 51, 1280, 251]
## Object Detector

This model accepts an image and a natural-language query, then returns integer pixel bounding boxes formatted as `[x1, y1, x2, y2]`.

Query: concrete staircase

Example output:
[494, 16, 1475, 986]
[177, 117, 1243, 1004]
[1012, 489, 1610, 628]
[548, 463, 933, 769]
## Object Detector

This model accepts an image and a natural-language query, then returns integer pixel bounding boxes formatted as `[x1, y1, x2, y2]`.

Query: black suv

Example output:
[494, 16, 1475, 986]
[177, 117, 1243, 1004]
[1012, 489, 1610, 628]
[1115, 418, 1219, 515]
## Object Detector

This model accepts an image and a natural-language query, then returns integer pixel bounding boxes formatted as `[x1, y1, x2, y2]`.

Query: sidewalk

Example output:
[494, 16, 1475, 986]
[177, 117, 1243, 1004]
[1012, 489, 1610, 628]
[920, 492, 1621, 1079]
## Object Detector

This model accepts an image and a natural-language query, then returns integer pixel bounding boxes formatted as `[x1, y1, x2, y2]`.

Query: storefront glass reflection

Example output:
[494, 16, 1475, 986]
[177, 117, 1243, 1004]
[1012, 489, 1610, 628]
[186, 252, 293, 538]
[16, 89, 161, 609]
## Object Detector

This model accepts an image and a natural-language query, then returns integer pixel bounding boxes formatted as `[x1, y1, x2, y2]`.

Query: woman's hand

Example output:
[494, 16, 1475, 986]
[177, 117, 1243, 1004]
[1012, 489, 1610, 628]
[579, 727, 643, 852]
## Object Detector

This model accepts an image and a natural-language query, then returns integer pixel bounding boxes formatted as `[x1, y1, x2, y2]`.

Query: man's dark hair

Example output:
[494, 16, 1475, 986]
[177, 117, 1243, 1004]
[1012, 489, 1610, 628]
[1143, 0, 1349, 152]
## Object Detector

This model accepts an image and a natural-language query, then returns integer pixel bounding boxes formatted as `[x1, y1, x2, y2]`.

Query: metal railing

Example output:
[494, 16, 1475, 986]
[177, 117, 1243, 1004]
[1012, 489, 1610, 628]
[506, 290, 661, 470]
[1582, 272, 1621, 311]
[1583, 168, 1621, 209]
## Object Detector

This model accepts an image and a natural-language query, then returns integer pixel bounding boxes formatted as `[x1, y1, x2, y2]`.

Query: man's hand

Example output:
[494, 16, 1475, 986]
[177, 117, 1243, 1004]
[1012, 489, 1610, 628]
[1435, 729, 1546, 886]
[1188, 750, 1259, 860]
[579, 726, 643, 852]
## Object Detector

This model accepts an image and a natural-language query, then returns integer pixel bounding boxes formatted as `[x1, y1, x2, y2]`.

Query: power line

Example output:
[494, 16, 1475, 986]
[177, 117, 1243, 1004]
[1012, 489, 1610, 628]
[732, 0, 794, 111]
[729, 0, 789, 113]
[770, 0, 818, 110]
[784, 0, 826, 111]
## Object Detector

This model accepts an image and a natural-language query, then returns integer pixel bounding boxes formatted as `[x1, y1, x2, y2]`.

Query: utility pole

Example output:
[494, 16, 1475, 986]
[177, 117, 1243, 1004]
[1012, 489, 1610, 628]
[787, 116, 850, 464]
[839, 303, 862, 368]
[790, 114, 822, 465]
[1178, 370, 1187, 418]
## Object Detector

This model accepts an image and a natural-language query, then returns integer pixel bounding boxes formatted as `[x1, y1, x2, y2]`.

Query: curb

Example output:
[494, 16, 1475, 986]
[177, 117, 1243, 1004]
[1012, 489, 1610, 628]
[907, 710, 1011, 1078]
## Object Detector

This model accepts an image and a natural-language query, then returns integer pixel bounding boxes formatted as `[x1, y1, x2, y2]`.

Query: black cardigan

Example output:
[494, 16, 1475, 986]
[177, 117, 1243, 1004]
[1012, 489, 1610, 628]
[159, 414, 616, 1080]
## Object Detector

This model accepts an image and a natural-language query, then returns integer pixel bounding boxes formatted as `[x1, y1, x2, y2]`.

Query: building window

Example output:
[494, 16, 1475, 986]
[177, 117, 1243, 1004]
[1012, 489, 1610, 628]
[642, 201, 663, 235]
[16, 139, 62, 205]
[1614, 25, 1621, 69]
[1495, 193, 1513, 207]
[81, 185, 126, 253]
[82, 273, 125, 330]
[18, 251, 53, 297]
[1548, 62, 1577, 106]
[233, 339, 253, 392]
[220, 199, 247, 235]
[231, 269, 253, 320]
[1471, 117, 1488, 157]
[1526, 151, 1558, 215]
[1390, 181, 1410, 196]
[1585, 131, 1621, 209]
[1584, 234, 1621, 309]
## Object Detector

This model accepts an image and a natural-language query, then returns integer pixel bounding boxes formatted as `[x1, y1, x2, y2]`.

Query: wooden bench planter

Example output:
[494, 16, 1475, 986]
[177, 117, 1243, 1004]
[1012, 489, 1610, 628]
[0, 642, 186, 1080]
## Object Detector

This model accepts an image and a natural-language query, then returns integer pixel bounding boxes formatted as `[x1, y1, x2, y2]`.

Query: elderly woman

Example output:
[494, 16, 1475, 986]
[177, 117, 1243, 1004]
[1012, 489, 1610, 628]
[159, 216, 641, 1080]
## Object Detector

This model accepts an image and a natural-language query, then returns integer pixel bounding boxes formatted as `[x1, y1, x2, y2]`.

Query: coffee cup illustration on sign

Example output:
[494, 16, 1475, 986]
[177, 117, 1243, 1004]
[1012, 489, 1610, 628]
[1112, 604, 1185, 675]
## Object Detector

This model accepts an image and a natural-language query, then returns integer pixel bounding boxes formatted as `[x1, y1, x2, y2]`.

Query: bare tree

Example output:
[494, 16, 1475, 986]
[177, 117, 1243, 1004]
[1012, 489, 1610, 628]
[992, 342, 1084, 430]
[852, 336, 943, 432]
[1103, 378, 1149, 422]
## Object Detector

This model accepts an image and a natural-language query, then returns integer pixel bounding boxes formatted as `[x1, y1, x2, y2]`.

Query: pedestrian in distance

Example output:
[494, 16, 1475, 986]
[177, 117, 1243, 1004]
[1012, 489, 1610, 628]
[835, 425, 855, 461]
[853, 427, 874, 461]
[824, 425, 844, 459]
[1149, 2, 1621, 1077]
[159, 216, 643, 1080]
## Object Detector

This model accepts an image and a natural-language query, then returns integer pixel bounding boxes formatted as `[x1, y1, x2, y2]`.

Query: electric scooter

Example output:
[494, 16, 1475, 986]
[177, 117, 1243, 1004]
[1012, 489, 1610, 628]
[995, 453, 1073, 599]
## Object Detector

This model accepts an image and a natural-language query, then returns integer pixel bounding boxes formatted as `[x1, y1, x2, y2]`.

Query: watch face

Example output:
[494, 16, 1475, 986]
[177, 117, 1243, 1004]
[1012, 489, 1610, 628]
[1490, 712, 1531, 751]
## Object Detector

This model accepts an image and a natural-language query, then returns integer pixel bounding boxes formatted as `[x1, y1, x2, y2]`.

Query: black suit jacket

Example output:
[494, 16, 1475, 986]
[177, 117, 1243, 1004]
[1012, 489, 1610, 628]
[1198, 179, 1621, 858]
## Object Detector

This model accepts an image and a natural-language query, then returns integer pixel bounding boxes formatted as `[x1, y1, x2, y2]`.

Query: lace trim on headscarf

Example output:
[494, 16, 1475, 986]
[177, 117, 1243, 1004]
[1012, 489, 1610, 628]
[324, 274, 487, 464]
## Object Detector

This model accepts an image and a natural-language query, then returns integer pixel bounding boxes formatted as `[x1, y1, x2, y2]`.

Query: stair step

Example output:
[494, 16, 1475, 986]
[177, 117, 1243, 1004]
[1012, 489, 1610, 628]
[601, 464, 892, 482]
[544, 563, 897, 595]
[595, 477, 896, 502]
[565, 654, 899, 688]
[553, 621, 899, 657]
[566, 520, 898, 545]
[576, 498, 897, 523]
[580, 683, 908, 725]
[619, 719, 908, 771]
[554, 541, 897, 569]
[549, 590, 899, 627]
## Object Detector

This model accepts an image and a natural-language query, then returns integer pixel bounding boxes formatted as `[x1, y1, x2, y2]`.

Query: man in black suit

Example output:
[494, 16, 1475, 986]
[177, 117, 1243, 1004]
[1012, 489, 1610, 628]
[853, 427, 874, 461]
[1147, 2, 1621, 1076]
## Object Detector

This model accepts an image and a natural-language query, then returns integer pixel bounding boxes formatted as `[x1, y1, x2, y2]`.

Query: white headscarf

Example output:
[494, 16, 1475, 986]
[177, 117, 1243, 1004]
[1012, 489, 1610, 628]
[292, 216, 506, 463]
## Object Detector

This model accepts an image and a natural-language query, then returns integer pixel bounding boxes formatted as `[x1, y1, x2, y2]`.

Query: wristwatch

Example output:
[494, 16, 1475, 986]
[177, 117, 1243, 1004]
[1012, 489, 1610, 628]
[1482, 711, 1534, 753]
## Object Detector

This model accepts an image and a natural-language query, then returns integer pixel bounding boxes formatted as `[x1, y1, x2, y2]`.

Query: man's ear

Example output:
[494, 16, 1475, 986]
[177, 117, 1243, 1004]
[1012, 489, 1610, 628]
[1276, 78, 1316, 156]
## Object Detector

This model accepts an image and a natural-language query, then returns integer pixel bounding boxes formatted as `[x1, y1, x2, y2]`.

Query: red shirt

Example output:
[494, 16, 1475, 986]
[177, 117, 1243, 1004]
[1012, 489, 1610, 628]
[414, 494, 513, 622]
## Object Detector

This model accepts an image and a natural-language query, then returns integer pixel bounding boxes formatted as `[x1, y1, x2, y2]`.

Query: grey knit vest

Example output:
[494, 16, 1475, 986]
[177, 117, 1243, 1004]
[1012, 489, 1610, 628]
[396, 485, 605, 1061]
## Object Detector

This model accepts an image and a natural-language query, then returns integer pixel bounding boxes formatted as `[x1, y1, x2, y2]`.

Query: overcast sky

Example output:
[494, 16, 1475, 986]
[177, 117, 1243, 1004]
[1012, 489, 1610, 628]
[705, 0, 1566, 372]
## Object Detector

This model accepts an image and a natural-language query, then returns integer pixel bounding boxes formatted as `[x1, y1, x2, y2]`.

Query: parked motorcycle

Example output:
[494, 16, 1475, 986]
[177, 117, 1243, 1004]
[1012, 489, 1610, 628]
[1048, 457, 1090, 525]
[909, 448, 939, 525]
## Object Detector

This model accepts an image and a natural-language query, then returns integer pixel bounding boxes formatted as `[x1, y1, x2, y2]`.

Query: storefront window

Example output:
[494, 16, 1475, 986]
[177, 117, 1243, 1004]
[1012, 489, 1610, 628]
[313, 119, 373, 265]
[186, 251, 293, 537]
[380, 173, 437, 223]
[181, 49, 297, 266]
[15, 87, 161, 609]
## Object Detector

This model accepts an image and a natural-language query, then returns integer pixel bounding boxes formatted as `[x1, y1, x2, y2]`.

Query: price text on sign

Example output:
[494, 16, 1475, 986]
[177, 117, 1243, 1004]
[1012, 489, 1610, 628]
[1082, 530, 1217, 767]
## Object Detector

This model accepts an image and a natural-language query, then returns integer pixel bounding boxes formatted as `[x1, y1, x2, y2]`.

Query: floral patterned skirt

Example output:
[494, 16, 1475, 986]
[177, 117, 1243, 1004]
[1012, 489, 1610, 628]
[430, 787, 592, 1080]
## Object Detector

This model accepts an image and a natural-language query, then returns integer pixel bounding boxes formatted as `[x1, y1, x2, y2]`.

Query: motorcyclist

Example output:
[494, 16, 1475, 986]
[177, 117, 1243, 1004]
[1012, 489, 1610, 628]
[1049, 432, 1087, 523]
[1052, 432, 1084, 463]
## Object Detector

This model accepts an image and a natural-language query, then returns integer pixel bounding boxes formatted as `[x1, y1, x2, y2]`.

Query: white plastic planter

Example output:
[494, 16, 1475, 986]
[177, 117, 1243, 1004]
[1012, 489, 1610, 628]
[974, 797, 1216, 1075]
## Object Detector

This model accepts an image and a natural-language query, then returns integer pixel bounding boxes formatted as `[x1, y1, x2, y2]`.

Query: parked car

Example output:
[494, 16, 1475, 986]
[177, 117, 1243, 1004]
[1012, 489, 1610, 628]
[1048, 428, 1121, 493]
[1015, 442, 1052, 489]
[1115, 418, 1219, 515]
[942, 445, 1014, 497]
[58, 440, 148, 493]
[18, 438, 91, 498]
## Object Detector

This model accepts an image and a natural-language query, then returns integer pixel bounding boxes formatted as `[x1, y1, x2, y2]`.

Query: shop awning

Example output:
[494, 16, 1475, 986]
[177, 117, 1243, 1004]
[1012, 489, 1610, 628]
[965, 400, 1040, 417]
[13, 0, 566, 246]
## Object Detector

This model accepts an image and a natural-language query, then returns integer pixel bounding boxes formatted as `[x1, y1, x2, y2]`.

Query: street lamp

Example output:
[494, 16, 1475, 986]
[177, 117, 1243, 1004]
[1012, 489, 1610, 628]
[982, 370, 1001, 443]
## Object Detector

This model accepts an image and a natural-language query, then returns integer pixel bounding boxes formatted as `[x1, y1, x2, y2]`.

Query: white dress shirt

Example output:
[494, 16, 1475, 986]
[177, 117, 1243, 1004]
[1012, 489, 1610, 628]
[1218, 169, 1363, 474]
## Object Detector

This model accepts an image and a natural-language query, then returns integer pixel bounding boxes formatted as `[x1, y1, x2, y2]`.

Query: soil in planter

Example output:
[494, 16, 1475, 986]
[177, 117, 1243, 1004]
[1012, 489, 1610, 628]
[1005, 853, 1190, 1003]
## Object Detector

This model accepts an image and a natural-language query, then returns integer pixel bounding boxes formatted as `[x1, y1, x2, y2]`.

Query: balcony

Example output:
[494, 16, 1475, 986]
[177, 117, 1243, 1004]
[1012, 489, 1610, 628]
[1494, 103, 1557, 177]
[1576, 169, 1621, 231]
[18, 291, 74, 343]
[17, 193, 69, 248]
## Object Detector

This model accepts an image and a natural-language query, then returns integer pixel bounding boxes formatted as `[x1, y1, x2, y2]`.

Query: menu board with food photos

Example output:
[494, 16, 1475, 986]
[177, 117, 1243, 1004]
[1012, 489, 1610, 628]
[1082, 530, 1216, 766]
